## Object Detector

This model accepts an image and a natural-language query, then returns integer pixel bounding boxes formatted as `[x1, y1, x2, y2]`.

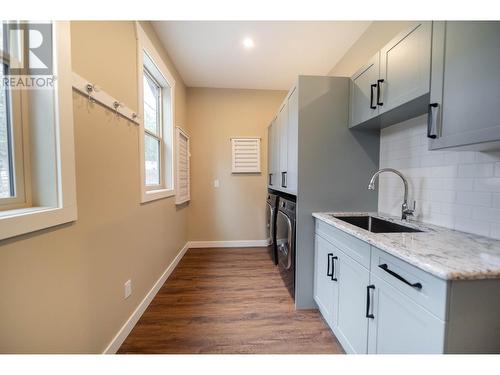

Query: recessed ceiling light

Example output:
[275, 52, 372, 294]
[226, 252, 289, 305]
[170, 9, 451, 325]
[242, 37, 255, 49]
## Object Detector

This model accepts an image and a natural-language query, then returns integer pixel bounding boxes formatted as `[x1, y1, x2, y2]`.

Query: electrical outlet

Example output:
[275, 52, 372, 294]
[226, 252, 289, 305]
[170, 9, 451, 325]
[124, 279, 132, 299]
[214, 179, 220, 188]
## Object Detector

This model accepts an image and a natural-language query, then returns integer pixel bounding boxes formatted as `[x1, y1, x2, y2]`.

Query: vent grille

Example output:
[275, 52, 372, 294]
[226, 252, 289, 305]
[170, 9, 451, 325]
[175, 128, 190, 204]
[231, 138, 261, 173]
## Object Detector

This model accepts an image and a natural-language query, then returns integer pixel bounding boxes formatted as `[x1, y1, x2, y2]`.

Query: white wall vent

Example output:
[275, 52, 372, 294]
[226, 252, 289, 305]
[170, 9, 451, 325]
[231, 137, 261, 174]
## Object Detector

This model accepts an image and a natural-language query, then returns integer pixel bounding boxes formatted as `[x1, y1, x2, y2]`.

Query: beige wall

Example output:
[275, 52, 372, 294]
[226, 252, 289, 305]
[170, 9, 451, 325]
[187, 88, 286, 242]
[328, 21, 412, 77]
[0, 21, 188, 353]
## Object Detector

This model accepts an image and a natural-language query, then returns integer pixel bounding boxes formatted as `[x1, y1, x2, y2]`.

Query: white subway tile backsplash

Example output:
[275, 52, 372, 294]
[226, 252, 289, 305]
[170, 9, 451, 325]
[456, 191, 492, 207]
[458, 163, 494, 178]
[379, 114, 500, 238]
[454, 217, 491, 237]
[474, 178, 500, 192]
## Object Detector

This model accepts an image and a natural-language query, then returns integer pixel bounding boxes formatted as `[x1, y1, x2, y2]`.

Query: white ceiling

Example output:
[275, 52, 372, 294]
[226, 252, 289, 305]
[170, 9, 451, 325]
[152, 21, 371, 90]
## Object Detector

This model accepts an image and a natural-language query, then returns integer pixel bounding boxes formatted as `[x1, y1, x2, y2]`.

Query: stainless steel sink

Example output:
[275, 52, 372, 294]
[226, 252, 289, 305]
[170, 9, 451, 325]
[333, 215, 423, 233]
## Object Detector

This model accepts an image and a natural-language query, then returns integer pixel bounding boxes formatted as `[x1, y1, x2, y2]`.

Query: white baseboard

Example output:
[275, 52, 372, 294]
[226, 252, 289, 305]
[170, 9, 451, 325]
[103, 242, 190, 354]
[188, 239, 270, 248]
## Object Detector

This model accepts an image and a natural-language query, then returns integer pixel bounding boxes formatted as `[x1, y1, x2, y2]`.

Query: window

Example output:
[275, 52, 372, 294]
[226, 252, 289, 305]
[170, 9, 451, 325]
[143, 69, 162, 187]
[137, 24, 176, 203]
[0, 21, 77, 240]
[0, 40, 30, 211]
[0, 64, 13, 199]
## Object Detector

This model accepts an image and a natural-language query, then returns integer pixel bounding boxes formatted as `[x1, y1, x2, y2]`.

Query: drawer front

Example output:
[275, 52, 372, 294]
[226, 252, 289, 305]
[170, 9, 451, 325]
[370, 247, 449, 320]
[315, 220, 371, 269]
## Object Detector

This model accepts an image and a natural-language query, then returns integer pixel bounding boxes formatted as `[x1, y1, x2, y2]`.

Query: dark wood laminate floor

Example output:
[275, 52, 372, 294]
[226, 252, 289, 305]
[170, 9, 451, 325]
[118, 247, 344, 354]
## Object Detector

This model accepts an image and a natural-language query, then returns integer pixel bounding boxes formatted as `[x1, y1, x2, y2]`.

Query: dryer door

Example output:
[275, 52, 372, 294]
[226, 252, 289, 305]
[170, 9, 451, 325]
[276, 210, 295, 298]
[276, 211, 293, 270]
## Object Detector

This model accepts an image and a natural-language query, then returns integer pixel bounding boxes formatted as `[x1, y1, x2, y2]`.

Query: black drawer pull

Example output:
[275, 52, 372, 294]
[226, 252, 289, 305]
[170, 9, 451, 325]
[331, 256, 338, 281]
[366, 284, 375, 319]
[427, 103, 438, 139]
[327, 253, 333, 277]
[370, 84, 377, 109]
[379, 264, 422, 290]
[281, 171, 287, 188]
[376, 79, 384, 106]
[269, 173, 273, 186]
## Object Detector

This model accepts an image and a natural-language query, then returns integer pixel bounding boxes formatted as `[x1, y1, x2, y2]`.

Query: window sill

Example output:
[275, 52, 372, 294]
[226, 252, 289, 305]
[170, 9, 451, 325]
[0, 205, 77, 240]
[141, 188, 175, 203]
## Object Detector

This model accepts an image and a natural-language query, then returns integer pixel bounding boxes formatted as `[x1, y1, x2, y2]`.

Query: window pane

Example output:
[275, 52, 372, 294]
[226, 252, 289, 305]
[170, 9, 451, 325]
[143, 73, 159, 135]
[144, 134, 160, 186]
[0, 64, 13, 198]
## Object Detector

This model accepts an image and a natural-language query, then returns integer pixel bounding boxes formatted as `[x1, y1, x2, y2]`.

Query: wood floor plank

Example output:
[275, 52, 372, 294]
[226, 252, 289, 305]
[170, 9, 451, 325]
[118, 247, 344, 354]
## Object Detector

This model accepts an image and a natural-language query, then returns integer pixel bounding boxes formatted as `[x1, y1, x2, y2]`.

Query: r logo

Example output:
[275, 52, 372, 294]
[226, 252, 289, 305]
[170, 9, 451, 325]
[2, 23, 53, 75]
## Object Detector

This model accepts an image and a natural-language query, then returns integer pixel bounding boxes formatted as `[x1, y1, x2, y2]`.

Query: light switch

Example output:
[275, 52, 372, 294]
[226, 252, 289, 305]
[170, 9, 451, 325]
[214, 179, 220, 188]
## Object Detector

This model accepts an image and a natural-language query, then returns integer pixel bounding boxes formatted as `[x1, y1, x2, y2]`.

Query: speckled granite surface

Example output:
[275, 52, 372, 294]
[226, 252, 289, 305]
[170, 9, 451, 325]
[313, 212, 500, 281]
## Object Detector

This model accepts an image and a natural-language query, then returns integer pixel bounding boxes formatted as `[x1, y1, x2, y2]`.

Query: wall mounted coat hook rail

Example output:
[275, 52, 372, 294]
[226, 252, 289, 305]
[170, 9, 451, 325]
[72, 72, 140, 126]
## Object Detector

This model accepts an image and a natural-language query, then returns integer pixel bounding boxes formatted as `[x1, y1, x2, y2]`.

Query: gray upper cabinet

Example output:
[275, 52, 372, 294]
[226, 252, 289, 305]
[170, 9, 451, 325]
[379, 22, 431, 114]
[267, 85, 298, 195]
[286, 88, 298, 194]
[267, 118, 279, 188]
[349, 53, 380, 127]
[278, 103, 288, 187]
[429, 21, 500, 150]
[349, 22, 432, 129]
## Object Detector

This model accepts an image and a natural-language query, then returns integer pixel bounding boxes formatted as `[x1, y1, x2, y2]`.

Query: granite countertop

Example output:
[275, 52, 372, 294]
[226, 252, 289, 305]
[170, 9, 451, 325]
[313, 212, 500, 281]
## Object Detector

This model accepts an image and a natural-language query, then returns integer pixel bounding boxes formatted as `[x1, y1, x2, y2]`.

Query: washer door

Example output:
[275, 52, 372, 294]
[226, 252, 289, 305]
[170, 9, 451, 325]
[266, 202, 274, 245]
[276, 211, 293, 270]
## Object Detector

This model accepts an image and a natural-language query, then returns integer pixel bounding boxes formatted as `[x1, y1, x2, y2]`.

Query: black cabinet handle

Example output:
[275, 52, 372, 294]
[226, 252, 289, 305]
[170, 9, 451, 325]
[331, 256, 338, 281]
[366, 284, 375, 319]
[269, 173, 273, 186]
[376, 79, 384, 106]
[427, 103, 438, 139]
[370, 84, 377, 109]
[379, 264, 422, 290]
[327, 253, 333, 277]
[281, 171, 287, 188]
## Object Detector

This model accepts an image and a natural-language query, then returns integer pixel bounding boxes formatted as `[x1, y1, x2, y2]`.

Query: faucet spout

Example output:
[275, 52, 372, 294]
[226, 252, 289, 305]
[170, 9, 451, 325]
[368, 168, 412, 220]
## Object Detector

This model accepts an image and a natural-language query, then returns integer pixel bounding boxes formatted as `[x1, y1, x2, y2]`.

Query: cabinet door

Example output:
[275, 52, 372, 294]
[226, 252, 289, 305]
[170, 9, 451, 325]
[277, 103, 288, 189]
[336, 252, 370, 354]
[429, 21, 500, 150]
[349, 53, 380, 127]
[313, 235, 339, 330]
[286, 87, 298, 194]
[267, 123, 273, 187]
[367, 274, 445, 354]
[267, 118, 279, 188]
[379, 22, 431, 114]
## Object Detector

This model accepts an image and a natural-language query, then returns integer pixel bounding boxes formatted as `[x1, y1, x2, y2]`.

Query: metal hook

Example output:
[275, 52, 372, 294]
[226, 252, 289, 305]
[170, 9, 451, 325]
[86, 83, 95, 103]
[113, 101, 122, 116]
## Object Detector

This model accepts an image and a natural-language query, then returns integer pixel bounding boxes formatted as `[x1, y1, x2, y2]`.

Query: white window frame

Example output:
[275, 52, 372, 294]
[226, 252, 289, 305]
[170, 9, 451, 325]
[0, 23, 32, 211]
[0, 22, 77, 240]
[136, 23, 176, 203]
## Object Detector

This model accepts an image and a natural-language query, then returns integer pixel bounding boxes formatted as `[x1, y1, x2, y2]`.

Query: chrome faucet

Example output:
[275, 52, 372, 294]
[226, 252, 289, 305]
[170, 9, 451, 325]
[368, 168, 415, 221]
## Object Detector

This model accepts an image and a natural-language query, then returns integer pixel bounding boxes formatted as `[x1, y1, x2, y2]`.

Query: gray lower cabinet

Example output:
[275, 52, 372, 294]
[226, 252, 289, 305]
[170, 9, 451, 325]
[367, 274, 445, 354]
[336, 251, 370, 354]
[314, 218, 500, 354]
[429, 21, 500, 150]
[313, 234, 339, 329]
